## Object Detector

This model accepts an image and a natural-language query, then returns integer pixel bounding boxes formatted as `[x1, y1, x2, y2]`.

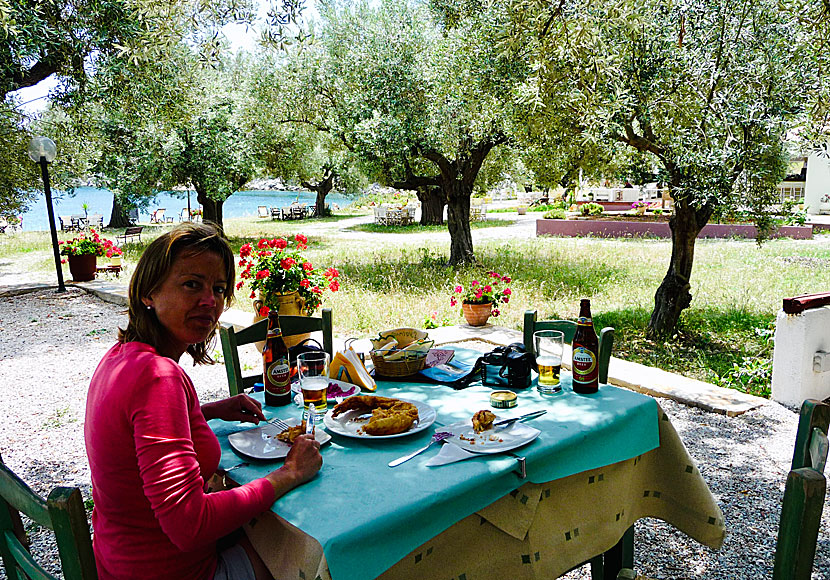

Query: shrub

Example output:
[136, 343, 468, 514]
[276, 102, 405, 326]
[543, 208, 567, 219]
[581, 203, 604, 216]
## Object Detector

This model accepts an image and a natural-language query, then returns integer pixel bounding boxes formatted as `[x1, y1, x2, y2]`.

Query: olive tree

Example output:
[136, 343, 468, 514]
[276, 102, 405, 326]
[507, 0, 811, 335]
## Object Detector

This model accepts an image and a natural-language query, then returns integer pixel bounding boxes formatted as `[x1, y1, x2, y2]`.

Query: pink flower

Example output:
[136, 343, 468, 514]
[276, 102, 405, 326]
[475, 290, 483, 299]
[483, 285, 492, 293]
[471, 280, 479, 286]
[503, 296, 509, 303]
[492, 308, 500, 317]
[256, 269, 270, 279]
[454, 285, 463, 293]
[502, 276, 512, 283]
[503, 288, 512, 295]
[450, 297, 458, 307]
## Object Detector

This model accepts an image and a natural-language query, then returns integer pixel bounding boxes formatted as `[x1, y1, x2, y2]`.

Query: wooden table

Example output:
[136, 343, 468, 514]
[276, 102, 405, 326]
[95, 265, 122, 277]
[211, 375, 724, 580]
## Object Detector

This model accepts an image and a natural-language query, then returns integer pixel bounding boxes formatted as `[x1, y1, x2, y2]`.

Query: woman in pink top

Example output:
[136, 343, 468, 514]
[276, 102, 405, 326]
[85, 223, 322, 580]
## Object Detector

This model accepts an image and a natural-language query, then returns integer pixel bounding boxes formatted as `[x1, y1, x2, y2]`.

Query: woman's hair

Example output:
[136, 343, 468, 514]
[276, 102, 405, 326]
[119, 222, 235, 364]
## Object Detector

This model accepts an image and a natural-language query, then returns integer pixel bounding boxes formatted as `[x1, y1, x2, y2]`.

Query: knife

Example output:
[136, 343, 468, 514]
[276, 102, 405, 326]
[493, 409, 547, 428]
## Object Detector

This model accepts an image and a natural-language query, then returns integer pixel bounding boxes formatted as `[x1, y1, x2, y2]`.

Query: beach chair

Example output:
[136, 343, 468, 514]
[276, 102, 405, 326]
[522, 309, 615, 384]
[150, 208, 166, 224]
[179, 208, 190, 221]
[772, 399, 829, 580]
[0, 452, 97, 580]
[70, 215, 85, 230]
[270, 207, 282, 220]
[218, 309, 333, 397]
[258, 206, 269, 218]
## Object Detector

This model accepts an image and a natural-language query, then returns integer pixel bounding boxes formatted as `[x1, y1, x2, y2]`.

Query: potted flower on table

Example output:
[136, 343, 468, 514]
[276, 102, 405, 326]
[59, 228, 123, 281]
[237, 234, 340, 347]
[450, 271, 512, 326]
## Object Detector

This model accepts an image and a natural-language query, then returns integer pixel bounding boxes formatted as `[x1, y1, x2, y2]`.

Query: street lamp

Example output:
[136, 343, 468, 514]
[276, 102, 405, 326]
[28, 136, 65, 293]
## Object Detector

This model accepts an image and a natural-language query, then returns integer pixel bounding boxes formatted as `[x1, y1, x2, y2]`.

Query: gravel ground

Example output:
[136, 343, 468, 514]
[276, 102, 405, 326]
[1, 288, 829, 579]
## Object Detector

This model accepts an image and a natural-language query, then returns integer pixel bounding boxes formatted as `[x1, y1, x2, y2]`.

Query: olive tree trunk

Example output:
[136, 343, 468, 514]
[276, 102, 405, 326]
[417, 187, 445, 225]
[107, 194, 132, 228]
[197, 190, 224, 229]
[446, 187, 474, 265]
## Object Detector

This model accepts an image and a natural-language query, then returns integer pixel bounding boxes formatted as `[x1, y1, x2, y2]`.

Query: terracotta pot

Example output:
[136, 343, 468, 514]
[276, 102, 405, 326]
[253, 290, 311, 350]
[67, 254, 97, 282]
[462, 302, 492, 327]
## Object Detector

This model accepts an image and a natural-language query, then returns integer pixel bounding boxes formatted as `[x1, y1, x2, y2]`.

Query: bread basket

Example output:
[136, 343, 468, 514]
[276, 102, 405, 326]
[370, 328, 433, 377]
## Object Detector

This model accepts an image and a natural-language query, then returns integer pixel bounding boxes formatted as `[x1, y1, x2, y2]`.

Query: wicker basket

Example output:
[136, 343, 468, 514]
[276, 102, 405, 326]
[371, 352, 428, 377]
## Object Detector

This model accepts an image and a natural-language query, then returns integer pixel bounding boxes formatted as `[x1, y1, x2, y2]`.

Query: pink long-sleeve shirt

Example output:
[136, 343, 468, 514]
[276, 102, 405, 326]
[85, 342, 275, 580]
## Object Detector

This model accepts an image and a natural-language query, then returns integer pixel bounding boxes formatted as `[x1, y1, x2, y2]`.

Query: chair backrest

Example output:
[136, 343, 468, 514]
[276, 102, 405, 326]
[218, 309, 333, 397]
[89, 215, 104, 229]
[0, 454, 97, 580]
[258, 206, 269, 218]
[773, 399, 829, 580]
[59, 216, 73, 231]
[523, 309, 614, 384]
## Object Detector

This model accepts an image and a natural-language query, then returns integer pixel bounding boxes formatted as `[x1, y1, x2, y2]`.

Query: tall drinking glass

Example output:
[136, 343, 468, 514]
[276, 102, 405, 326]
[298, 351, 330, 422]
[534, 330, 564, 395]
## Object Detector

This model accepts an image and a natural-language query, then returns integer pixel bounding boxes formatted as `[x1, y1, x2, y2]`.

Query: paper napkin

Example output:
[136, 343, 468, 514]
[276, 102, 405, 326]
[426, 442, 479, 466]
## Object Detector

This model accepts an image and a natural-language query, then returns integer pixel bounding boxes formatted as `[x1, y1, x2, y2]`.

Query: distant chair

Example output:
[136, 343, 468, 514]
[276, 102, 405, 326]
[127, 208, 139, 224]
[257, 206, 269, 218]
[150, 208, 169, 224]
[89, 214, 104, 229]
[179, 208, 190, 222]
[70, 214, 86, 230]
[270, 207, 282, 220]
[59, 215, 74, 232]
[374, 206, 388, 225]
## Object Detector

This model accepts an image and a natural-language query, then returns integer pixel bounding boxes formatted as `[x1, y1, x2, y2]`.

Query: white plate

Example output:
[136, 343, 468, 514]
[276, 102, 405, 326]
[444, 420, 541, 454]
[228, 419, 332, 460]
[291, 378, 361, 402]
[322, 398, 437, 439]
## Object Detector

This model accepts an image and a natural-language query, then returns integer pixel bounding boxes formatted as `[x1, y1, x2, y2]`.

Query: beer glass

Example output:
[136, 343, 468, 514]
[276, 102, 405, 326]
[534, 330, 564, 395]
[298, 351, 330, 422]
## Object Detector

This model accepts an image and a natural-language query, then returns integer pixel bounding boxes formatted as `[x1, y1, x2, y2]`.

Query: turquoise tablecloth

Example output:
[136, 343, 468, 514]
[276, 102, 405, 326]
[210, 366, 660, 580]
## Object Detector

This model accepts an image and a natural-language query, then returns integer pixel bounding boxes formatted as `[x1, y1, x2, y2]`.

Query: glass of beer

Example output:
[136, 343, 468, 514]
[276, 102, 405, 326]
[534, 330, 564, 395]
[298, 351, 330, 422]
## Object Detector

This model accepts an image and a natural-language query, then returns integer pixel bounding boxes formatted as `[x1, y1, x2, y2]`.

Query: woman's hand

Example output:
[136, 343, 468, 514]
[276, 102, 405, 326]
[266, 435, 322, 495]
[201, 394, 266, 423]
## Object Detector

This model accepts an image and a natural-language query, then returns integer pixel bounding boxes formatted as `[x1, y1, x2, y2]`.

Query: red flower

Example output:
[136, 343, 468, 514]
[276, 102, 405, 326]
[450, 297, 458, 306]
[303, 262, 313, 272]
[325, 267, 339, 278]
[483, 285, 492, 293]
[239, 243, 252, 258]
[455, 285, 463, 293]
[329, 280, 340, 292]
[503, 296, 509, 303]
[502, 276, 512, 283]
[236, 281, 244, 290]
[258, 305, 270, 317]
[295, 233, 308, 247]
[280, 257, 295, 270]
[274, 238, 288, 250]
[267, 238, 278, 248]
[256, 269, 270, 279]
[257, 239, 269, 250]
[250, 291, 256, 299]
[312, 285, 322, 294]
[503, 288, 512, 295]
[492, 308, 500, 317]
[299, 278, 311, 288]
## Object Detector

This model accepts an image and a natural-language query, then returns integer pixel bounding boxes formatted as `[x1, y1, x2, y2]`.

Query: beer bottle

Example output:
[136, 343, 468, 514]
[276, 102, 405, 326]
[263, 311, 291, 406]
[571, 299, 599, 394]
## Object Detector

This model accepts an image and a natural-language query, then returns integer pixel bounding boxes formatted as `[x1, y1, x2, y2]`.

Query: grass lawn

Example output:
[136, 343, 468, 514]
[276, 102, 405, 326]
[6, 215, 829, 397]
[348, 219, 512, 233]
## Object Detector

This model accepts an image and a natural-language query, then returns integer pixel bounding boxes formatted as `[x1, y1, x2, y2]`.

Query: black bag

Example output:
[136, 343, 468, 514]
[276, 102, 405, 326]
[287, 338, 325, 380]
[480, 343, 533, 389]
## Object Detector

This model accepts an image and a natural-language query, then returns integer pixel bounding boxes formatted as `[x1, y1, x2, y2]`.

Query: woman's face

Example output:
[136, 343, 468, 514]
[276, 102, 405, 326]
[143, 250, 228, 360]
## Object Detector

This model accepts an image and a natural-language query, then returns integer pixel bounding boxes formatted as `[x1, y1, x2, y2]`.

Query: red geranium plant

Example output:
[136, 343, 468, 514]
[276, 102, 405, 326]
[449, 270, 512, 317]
[236, 234, 340, 316]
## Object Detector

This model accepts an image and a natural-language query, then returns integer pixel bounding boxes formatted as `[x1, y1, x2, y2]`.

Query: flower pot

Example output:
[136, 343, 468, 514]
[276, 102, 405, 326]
[109, 255, 122, 266]
[253, 290, 311, 351]
[67, 254, 97, 282]
[517, 206, 528, 215]
[462, 302, 492, 327]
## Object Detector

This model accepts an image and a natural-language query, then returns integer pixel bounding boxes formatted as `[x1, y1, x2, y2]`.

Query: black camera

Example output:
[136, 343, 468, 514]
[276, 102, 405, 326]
[480, 343, 532, 389]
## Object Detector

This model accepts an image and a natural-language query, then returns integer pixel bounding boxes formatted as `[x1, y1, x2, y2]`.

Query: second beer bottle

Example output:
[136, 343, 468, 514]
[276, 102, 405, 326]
[263, 311, 291, 406]
[571, 299, 599, 394]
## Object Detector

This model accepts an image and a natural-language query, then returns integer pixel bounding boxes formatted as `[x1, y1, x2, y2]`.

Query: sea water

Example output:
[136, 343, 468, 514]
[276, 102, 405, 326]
[18, 187, 354, 232]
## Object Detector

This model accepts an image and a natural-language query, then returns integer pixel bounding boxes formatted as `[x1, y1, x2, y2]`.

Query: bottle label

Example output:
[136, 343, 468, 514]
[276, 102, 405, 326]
[576, 316, 592, 326]
[572, 346, 597, 383]
[265, 360, 290, 394]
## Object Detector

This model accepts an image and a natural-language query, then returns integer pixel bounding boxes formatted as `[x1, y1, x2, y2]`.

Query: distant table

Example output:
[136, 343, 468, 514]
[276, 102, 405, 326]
[95, 265, 122, 277]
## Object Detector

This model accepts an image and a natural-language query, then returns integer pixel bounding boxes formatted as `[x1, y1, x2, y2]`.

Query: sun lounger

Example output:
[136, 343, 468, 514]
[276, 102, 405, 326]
[258, 206, 269, 218]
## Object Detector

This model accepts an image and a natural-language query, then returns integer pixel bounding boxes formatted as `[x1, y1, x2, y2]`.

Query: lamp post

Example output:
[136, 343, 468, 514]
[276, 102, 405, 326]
[28, 136, 65, 293]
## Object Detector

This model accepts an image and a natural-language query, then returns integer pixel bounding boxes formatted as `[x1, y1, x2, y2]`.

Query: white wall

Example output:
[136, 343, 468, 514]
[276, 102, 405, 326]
[772, 305, 830, 406]
[804, 153, 830, 215]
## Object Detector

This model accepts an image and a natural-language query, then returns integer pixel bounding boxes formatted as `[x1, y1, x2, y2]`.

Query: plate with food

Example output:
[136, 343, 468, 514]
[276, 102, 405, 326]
[322, 395, 436, 439]
[228, 419, 331, 460]
[291, 379, 361, 402]
[444, 410, 541, 454]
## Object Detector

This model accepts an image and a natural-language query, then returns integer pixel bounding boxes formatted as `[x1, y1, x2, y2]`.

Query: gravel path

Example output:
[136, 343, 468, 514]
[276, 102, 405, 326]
[1, 288, 829, 579]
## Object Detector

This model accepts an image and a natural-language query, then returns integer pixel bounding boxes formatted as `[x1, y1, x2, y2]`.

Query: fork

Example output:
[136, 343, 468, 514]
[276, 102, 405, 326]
[267, 417, 292, 431]
[388, 431, 453, 467]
